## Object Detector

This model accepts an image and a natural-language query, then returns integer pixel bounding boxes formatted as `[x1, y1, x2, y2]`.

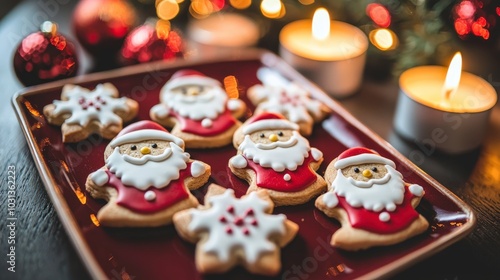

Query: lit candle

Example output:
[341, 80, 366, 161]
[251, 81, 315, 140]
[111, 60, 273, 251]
[393, 52, 498, 154]
[279, 8, 368, 98]
[187, 13, 260, 57]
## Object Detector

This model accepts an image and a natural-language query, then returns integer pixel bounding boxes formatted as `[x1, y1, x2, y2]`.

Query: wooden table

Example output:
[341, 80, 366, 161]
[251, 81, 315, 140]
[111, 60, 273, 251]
[1, 1, 499, 279]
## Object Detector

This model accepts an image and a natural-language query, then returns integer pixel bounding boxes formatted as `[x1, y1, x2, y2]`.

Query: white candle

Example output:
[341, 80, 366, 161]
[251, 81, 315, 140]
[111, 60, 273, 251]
[187, 13, 260, 57]
[279, 8, 368, 98]
[394, 52, 497, 154]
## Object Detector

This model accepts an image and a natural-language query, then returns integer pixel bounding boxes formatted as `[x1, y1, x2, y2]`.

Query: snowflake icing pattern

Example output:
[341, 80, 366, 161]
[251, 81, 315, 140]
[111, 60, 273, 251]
[188, 189, 286, 264]
[252, 83, 324, 124]
[52, 84, 130, 127]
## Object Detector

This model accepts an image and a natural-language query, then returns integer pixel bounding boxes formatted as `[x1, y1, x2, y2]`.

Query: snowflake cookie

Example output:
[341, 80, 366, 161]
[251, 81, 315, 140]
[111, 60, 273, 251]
[43, 83, 139, 142]
[247, 67, 330, 135]
[315, 147, 429, 251]
[173, 184, 298, 275]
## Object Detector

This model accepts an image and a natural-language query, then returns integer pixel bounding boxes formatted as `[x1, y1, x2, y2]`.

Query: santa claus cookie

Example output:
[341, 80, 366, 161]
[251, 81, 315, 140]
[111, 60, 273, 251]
[248, 74, 330, 136]
[315, 147, 429, 251]
[85, 120, 211, 227]
[43, 83, 139, 142]
[173, 184, 298, 275]
[150, 69, 246, 148]
[229, 112, 326, 206]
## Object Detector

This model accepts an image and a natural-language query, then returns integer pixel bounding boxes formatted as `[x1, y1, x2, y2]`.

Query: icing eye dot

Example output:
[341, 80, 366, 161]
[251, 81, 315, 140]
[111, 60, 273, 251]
[372, 167, 378, 172]
[278, 131, 284, 136]
[354, 167, 360, 173]
[181, 88, 187, 95]
[131, 145, 137, 150]
[151, 143, 158, 148]
[259, 133, 265, 138]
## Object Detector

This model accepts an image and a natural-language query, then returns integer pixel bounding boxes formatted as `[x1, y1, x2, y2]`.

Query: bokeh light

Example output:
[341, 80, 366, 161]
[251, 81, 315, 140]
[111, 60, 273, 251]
[230, 0, 251, 9]
[261, 0, 285, 19]
[156, 0, 180, 20]
[366, 3, 391, 28]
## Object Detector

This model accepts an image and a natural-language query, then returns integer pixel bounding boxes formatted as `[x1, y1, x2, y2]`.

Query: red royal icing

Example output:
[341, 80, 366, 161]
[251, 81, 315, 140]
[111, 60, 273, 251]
[169, 108, 237, 137]
[244, 152, 317, 192]
[336, 185, 419, 234]
[104, 162, 192, 214]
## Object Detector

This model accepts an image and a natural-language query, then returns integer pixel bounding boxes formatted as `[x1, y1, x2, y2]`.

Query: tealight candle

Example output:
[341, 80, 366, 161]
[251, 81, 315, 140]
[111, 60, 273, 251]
[187, 13, 260, 57]
[279, 8, 368, 98]
[393, 52, 497, 154]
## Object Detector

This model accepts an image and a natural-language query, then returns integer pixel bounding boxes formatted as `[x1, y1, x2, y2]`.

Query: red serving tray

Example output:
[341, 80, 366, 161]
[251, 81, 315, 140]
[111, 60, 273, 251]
[12, 50, 475, 280]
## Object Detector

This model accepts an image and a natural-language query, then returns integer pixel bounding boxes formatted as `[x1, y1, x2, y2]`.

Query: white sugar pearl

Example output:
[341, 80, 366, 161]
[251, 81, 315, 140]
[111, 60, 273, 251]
[144, 190, 156, 201]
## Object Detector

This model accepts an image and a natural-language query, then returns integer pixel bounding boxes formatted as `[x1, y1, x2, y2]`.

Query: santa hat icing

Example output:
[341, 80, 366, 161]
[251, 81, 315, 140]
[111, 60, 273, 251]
[334, 147, 395, 169]
[242, 112, 300, 135]
[162, 69, 220, 92]
[109, 120, 184, 148]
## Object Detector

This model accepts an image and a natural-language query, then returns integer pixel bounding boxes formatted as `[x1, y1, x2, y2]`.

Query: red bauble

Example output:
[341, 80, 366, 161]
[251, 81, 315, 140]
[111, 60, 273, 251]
[120, 21, 184, 65]
[72, 0, 137, 59]
[13, 22, 79, 86]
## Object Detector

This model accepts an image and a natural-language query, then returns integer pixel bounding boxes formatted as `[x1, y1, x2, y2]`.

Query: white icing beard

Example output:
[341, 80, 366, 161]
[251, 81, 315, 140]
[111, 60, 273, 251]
[333, 165, 405, 212]
[106, 143, 189, 190]
[239, 131, 310, 172]
[161, 86, 227, 120]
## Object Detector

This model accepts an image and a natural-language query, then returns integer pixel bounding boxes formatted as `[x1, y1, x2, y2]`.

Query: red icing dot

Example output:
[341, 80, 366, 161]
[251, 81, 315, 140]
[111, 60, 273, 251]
[96, 96, 101, 100]
[82, 105, 88, 110]
[219, 216, 227, 223]
[100, 100, 107, 105]
[225, 226, 233, 234]
[95, 105, 101, 111]
[243, 227, 250, 235]
[251, 219, 258, 226]
[88, 101, 93, 106]
[227, 205, 234, 213]
[234, 217, 244, 226]
[245, 208, 254, 216]
[78, 98, 85, 104]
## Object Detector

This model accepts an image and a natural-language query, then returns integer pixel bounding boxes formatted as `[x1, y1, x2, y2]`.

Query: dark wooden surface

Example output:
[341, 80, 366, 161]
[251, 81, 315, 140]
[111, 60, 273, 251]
[1, 1, 499, 279]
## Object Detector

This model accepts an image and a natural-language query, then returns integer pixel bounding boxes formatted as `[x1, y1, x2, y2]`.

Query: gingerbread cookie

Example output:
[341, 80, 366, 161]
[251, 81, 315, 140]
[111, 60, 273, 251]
[247, 67, 330, 135]
[85, 120, 211, 227]
[43, 83, 138, 142]
[173, 184, 298, 275]
[315, 147, 429, 251]
[229, 112, 326, 206]
[150, 70, 246, 148]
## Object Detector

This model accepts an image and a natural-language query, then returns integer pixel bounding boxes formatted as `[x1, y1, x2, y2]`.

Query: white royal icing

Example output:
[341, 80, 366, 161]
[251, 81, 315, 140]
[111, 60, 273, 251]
[190, 161, 206, 178]
[229, 154, 248, 169]
[90, 169, 109, 187]
[379, 212, 390, 222]
[227, 99, 243, 111]
[322, 192, 339, 208]
[188, 189, 286, 264]
[52, 84, 130, 127]
[201, 118, 213, 128]
[144, 190, 156, 201]
[150, 104, 170, 119]
[409, 184, 424, 197]
[311, 148, 323, 162]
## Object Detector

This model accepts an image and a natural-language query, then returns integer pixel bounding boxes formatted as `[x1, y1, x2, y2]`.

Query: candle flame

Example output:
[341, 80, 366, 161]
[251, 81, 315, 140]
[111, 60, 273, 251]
[312, 8, 330, 41]
[443, 52, 462, 100]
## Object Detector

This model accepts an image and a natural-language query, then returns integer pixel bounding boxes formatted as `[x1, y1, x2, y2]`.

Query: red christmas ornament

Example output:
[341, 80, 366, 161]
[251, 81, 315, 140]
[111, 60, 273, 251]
[120, 20, 184, 65]
[13, 21, 79, 86]
[72, 0, 137, 58]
